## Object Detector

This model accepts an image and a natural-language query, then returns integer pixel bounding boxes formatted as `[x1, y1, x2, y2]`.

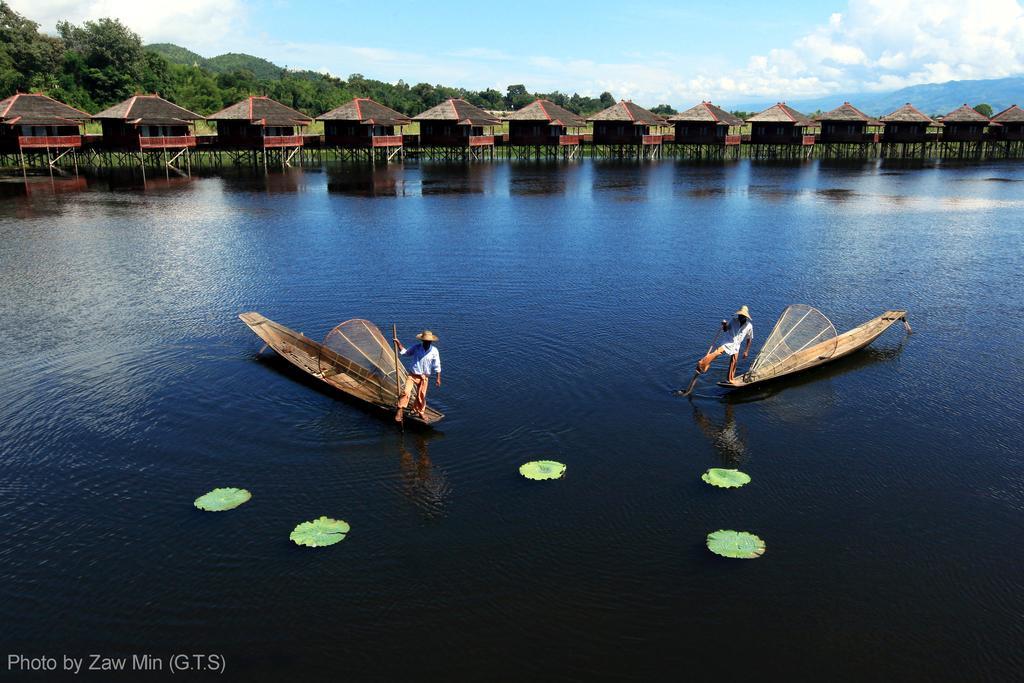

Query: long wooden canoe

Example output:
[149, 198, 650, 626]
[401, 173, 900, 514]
[239, 312, 444, 426]
[717, 309, 910, 390]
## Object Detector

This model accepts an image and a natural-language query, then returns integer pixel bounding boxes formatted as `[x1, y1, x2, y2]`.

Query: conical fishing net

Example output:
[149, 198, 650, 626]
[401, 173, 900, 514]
[319, 319, 407, 406]
[748, 304, 838, 380]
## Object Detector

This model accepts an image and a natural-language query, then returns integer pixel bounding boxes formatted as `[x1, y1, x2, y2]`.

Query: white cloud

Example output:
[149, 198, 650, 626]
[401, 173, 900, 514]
[9, 0, 249, 53]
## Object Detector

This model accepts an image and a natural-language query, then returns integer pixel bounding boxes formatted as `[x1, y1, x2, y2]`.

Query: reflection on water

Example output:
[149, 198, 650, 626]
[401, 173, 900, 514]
[420, 163, 497, 195]
[692, 402, 746, 465]
[1, 158, 1022, 679]
[327, 165, 415, 197]
[398, 433, 450, 519]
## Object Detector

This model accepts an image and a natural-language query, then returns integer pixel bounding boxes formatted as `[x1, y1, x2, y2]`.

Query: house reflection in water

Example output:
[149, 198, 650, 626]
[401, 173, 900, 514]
[327, 165, 412, 197]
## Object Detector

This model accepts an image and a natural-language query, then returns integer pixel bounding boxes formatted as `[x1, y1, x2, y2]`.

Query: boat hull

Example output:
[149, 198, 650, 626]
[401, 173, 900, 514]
[717, 310, 908, 390]
[239, 312, 444, 426]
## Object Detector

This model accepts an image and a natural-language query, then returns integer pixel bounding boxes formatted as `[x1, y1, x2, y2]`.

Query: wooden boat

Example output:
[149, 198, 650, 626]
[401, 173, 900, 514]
[239, 312, 444, 426]
[718, 307, 910, 390]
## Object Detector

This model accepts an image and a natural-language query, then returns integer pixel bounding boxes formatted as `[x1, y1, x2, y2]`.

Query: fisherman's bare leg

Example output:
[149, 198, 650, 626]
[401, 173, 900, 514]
[727, 354, 739, 382]
[697, 346, 726, 373]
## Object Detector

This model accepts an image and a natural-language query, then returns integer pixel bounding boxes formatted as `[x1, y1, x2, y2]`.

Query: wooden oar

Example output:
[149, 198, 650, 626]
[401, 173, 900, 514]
[678, 322, 725, 397]
[392, 324, 402, 399]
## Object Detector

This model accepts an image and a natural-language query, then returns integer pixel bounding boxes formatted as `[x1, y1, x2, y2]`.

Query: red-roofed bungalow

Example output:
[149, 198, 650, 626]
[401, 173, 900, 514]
[878, 103, 938, 143]
[0, 93, 90, 159]
[92, 94, 202, 151]
[413, 99, 500, 150]
[939, 104, 991, 142]
[746, 103, 816, 145]
[990, 104, 1024, 141]
[207, 96, 311, 150]
[587, 100, 666, 146]
[318, 97, 410, 156]
[668, 102, 744, 145]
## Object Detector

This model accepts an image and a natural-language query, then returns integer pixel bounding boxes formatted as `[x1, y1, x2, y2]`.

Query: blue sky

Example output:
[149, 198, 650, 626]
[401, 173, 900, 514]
[13, 0, 1024, 106]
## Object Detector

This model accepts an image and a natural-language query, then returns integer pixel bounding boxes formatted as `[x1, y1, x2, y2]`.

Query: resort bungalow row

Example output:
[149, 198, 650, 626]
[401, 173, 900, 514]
[3, 90, 1024, 160]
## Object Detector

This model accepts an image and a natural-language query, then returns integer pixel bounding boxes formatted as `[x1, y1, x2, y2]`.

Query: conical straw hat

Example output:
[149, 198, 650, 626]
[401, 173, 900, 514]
[416, 330, 439, 341]
[735, 305, 751, 320]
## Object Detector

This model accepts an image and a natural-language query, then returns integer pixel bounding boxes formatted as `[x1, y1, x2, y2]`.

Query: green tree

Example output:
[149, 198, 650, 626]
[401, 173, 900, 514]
[0, 1, 63, 93]
[505, 84, 531, 110]
[974, 103, 993, 118]
[57, 17, 145, 105]
[650, 104, 677, 115]
[599, 91, 616, 108]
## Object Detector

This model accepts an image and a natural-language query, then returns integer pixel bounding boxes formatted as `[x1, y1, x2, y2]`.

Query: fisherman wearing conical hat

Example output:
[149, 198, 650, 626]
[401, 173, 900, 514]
[697, 306, 754, 383]
[393, 330, 441, 422]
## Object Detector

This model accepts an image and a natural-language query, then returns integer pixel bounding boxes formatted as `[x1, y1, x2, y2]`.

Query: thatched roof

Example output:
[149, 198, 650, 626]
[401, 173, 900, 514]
[414, 98, 499, 126]
[0, 93, 91, 126]
[317, 98, 410, 126]
[816, 102, 872, 123]
[667, 101, 743, 126]
[746, 103, 813, 126]
[587, 100, 664, 125]
[879, 103, 936, 124]
[992, 104, 1024, 123]
[207, 96, 311, 127]
[940, 104, 991, 123]
[93, 94, 202, 123]
[504, 99, 586, 127]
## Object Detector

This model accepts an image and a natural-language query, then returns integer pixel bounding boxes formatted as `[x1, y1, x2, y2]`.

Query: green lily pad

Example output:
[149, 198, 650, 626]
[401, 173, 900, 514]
[194, 487, 251, 511]
[706, 530, 766, 559]
[289, 516, 351, 548]
[701, 468, 751, 488]
[519, 460, 567, 480]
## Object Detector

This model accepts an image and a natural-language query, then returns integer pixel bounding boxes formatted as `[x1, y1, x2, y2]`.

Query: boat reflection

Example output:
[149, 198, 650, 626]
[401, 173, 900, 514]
[691, 401, 747, 466]
[397, 433, 450, 519]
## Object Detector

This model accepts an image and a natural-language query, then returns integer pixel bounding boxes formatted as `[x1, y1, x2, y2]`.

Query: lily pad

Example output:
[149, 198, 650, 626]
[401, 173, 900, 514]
[706, 530, 766, 559]
[194, 487, 251, 511]
[519, 460, 567, 480]
[289, 516, 351, 548]
[701, 468, 751, 488]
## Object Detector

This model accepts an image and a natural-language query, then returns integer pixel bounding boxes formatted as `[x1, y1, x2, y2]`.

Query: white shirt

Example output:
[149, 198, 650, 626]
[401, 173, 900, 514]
[401, 343, 441, 376]
[720, 318, 753, 355]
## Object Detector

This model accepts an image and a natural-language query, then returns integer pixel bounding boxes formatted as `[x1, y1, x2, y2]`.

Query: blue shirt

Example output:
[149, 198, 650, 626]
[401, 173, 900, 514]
[401, 343, 441, 376]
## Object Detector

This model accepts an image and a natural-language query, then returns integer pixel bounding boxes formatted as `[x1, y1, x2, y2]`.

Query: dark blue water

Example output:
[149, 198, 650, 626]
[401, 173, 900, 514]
[0, 160, 1021, 680]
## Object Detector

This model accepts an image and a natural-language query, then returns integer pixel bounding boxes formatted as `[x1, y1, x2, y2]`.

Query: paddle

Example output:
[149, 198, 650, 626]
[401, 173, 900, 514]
[392, 324, 403, 425]
[677, 321, 726, 397]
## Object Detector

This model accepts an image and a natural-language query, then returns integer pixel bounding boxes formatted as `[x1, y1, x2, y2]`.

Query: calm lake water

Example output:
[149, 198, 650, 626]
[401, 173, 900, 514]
[0, 159, 1021, 681]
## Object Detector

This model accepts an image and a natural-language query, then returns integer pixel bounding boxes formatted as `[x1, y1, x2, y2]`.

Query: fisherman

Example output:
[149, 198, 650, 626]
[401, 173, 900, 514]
[393, 330, 441, 422]
[696, 306, 754, 383]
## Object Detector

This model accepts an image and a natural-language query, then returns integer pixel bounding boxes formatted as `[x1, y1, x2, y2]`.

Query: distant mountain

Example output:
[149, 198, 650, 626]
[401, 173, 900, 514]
[205, 54, 283, 81]
[144, 44, 284, 81]
[731, 76, 1024, 117]
[146, 43, 205, 67]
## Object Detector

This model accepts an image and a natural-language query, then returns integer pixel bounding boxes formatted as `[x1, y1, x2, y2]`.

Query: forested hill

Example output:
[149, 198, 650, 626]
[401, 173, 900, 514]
[146, 43, 284, 81]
